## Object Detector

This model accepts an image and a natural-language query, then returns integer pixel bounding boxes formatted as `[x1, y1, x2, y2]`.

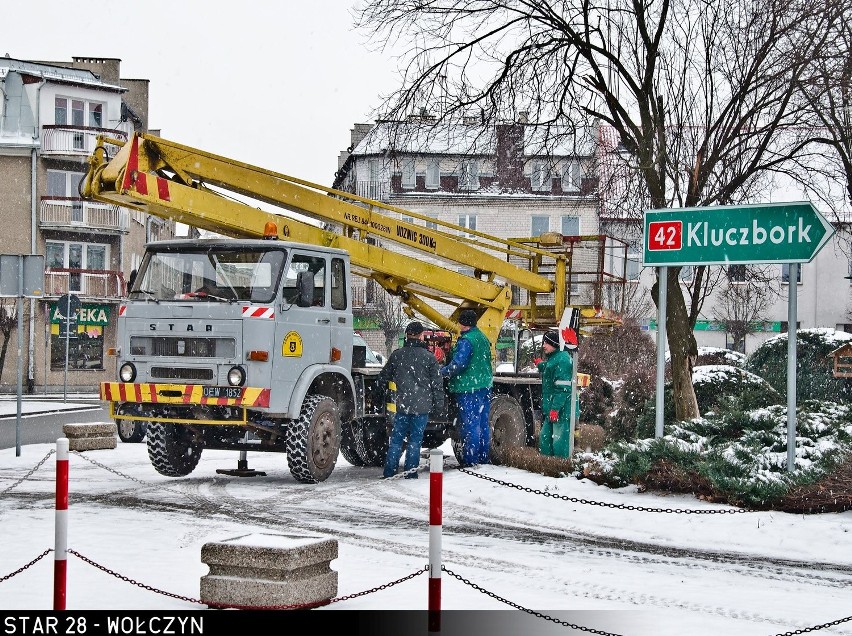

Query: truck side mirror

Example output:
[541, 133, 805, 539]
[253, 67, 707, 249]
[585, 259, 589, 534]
[296, 270, 314, 307]
[127, 269, 137, 292]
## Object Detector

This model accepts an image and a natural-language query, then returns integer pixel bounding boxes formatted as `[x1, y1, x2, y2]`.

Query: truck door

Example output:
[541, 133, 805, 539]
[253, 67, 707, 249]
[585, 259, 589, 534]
[274, 252, 332, 409]
[329, 256, 353, 371]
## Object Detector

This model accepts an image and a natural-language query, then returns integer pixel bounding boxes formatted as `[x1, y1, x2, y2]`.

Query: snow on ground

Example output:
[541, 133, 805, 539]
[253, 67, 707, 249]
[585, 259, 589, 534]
[1, 427, 851, 635]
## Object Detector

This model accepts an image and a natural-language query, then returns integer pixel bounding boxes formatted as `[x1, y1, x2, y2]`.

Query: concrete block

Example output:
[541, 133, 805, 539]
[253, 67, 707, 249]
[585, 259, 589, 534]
[200, 533, 338, 608]
[62, 422, 117, 451]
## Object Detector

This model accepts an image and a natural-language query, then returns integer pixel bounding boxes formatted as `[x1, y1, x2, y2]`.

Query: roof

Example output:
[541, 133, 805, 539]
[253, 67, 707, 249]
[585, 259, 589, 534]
[352, 119, 597, 157]
[145, 237, 349, 256]
[0, 57, 125, 92]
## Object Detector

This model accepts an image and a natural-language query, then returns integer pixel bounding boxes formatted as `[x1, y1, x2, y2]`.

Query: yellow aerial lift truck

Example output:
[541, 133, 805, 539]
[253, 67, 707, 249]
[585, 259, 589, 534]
[82, 132, 625, 482]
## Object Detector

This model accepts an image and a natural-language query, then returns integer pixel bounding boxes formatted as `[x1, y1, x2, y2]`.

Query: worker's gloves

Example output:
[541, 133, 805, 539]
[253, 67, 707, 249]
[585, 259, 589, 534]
[549, 409, 559, 422]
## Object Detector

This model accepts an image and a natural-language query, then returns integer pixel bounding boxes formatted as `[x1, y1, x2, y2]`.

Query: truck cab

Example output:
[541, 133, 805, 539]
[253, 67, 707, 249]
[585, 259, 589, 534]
[105, 236, 359, 483]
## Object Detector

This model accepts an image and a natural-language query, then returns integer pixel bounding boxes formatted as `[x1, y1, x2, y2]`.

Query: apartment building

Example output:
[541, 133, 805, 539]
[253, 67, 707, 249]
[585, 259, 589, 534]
[0, 55, 177, 392]
[333, 115, 603, 354]
[336, 115, 852, 356]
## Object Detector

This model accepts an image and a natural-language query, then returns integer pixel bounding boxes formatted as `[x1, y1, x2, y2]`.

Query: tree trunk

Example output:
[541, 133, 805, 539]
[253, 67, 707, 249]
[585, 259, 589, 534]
[664, 268, 700, 420]
[652, 268, 701, 422]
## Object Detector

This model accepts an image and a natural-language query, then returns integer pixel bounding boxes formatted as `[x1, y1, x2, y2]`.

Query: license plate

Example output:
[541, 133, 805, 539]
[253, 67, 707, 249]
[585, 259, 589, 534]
[202, 386, 243, 399]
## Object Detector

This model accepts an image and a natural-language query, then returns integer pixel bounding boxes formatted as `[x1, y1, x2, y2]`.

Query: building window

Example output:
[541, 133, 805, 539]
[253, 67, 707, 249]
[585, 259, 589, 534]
[89, 103, 103, 128]
[680, 266, 694, 282]
[780, 321, 801, 333]
[782, 263, 802, 283]
[458, 214, 477, 237]
[626, 253, 641, 281]
[47, 170, 86, 197]
[725, 332, 746, 353]
[55, 97, 67, 125]
[426, 159, 440, 189]
[727, 264, 746, 282]
[531, 215, 550, 236]
[425, 220, 437, 230]
[561, 215, 580, 236]
[71, 100, 85, 127]
[561, 160, 581, 192]
[531, 162, 550, 192]
[458, 159, 479, 191]
[51, 306, 106, 371]
[401, 158, 416, 189]
[46, 240, 110, 292]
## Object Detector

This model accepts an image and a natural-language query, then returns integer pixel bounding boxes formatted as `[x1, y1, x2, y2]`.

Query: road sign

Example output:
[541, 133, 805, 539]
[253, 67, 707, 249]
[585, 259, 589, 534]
[642, 201, 835, 267]
[56, 294, 81, 318]
[0, 254, 45, 297]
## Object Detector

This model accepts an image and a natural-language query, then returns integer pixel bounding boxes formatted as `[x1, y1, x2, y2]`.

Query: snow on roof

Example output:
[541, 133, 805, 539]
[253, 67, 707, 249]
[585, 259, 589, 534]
[0, 57, 125, 91]
[352, 120, 597, 157]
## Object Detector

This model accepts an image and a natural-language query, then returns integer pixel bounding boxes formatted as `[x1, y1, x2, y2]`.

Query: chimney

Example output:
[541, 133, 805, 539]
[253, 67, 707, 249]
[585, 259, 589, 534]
[518, 111, 529, 124]
[496, 123, 525, 190]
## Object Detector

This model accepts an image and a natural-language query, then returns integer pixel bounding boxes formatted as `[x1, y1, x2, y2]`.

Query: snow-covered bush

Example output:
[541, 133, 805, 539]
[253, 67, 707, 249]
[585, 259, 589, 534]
[746, 328, 852, 402]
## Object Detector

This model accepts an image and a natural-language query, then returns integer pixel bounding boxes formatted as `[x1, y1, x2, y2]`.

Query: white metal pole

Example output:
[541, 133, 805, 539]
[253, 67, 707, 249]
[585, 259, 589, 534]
[786, 263, 799, 472]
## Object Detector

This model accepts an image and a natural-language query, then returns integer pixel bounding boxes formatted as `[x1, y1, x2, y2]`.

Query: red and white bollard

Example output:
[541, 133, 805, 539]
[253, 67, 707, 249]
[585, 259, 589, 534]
[428, 448, 443, 632]
[54, 437, 69, 610]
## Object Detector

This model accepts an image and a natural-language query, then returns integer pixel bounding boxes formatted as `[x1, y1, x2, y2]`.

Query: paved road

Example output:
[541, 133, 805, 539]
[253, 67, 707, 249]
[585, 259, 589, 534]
[0, 401, 110, 450]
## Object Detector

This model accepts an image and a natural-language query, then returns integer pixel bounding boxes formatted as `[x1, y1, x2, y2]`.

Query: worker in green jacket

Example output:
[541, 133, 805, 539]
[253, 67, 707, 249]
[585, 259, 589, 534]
[538, 330, 580, 458]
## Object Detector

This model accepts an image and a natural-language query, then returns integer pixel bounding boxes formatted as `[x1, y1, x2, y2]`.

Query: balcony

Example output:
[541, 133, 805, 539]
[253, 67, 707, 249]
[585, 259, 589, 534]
[45, 268, 126, 299]
[39, 198, 129, 234]
[41, 124, 130, 158]
[356, 180, 389, 201]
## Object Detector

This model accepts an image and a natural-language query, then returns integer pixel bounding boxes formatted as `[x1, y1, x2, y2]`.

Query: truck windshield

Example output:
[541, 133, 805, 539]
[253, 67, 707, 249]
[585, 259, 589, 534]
[130, 247, 287, 303]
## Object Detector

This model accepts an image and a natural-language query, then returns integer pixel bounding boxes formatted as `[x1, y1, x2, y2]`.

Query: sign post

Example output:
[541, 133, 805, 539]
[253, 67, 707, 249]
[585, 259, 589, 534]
[0, 254, 45, 456]
[642, 202, 834, 471]
[558, 307, 580, 455]
[56, 294, 81, 404]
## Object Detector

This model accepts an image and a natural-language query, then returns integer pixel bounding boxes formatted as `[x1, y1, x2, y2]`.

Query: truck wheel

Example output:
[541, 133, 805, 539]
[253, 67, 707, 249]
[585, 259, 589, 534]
[146, 423, 202, 477]
[489, 394, 526, 465]
[340, 418, 388, 467]
[287, 395, 341, 483]
[117, 419, 146, 443]
[339, 419, 365, 466]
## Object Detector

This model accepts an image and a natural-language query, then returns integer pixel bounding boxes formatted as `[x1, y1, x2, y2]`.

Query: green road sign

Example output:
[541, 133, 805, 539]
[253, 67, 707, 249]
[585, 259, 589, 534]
[643, 201, 835, 267]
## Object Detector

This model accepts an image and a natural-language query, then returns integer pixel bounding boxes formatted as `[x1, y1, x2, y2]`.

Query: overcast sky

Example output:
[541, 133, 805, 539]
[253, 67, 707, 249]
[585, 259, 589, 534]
[6, 1, 400, 185]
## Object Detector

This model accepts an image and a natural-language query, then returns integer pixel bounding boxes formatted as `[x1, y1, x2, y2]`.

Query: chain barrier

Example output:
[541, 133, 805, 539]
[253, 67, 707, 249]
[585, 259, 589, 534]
[442, 565, 623, 635]
[0, 549, 52, 584]
[455, 466, 750, 514]
[68, 549, 203, 605]
[772, 615, 852, 636]
[5, 447, 843, 631]
[0, 449, 55, 495]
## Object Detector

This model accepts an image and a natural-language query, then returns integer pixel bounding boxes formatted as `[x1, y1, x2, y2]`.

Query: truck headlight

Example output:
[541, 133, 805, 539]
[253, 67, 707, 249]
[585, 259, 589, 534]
[119, 363, 137, 383]
[227, 366, 245, 386]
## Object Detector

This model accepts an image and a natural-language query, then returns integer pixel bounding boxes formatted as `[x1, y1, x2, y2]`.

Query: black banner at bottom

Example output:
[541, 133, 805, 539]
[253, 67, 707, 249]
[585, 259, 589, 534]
[0, 609, 643, 636]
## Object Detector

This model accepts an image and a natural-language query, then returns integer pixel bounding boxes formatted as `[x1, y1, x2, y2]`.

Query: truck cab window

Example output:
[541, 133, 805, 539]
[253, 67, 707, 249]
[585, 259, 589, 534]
[283, 254, 326, 307]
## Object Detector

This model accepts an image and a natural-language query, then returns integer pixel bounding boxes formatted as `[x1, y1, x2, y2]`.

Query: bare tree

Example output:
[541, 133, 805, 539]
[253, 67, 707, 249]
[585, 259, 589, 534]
[367, 285, 409, 354]
[711, 267, 779, 353]
[797, 13, 852, 211]
[356, 0, 849, 419]
[0, 299, 18, 382]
